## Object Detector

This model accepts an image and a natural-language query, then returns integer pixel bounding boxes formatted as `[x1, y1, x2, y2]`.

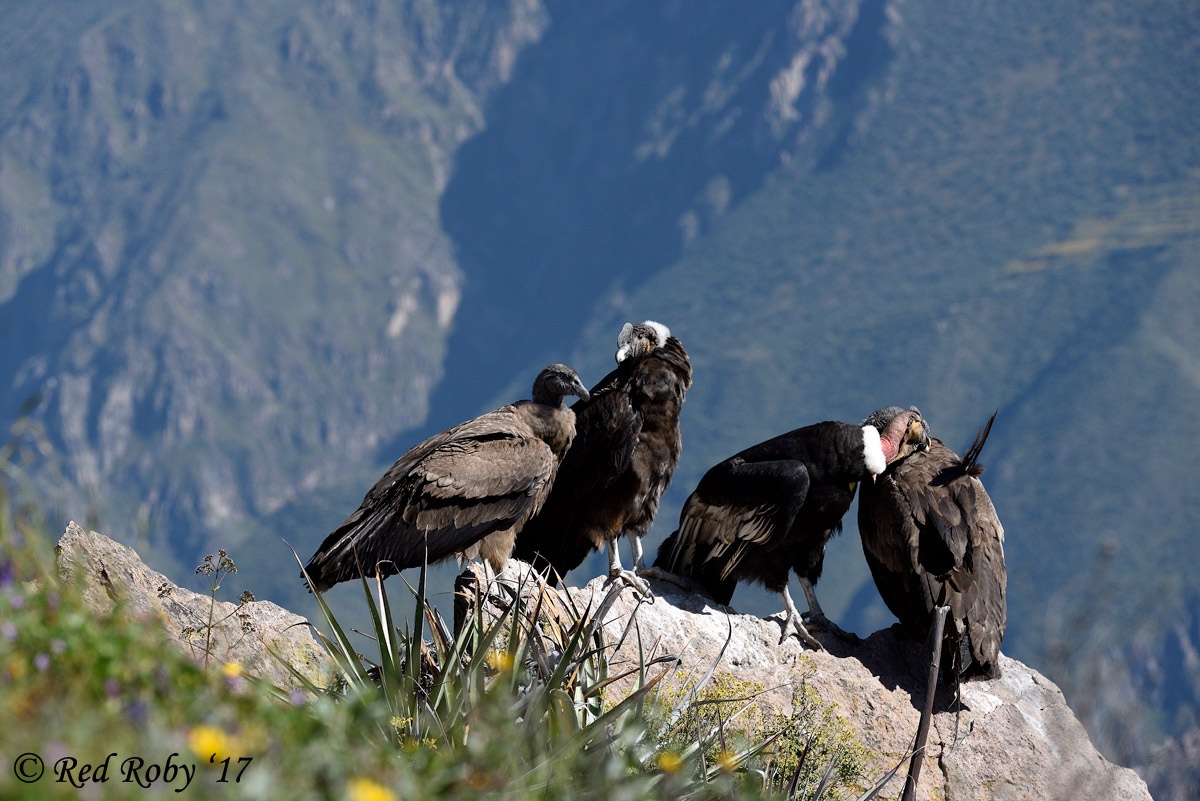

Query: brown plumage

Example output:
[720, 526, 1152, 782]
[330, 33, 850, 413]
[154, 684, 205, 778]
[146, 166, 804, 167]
[303, 364, 589, 592]
[857, 409, 1007, 680]
[513, 321, 691, 591]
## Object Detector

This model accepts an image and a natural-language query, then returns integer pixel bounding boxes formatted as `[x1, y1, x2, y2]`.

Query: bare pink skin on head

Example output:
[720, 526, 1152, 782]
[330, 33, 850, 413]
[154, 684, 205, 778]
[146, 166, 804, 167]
[878, 411, 915, 461]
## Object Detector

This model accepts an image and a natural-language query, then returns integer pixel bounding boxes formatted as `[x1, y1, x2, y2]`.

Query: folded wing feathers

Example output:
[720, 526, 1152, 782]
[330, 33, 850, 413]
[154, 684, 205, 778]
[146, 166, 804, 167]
[859, 431, 1007, 679]
[305, 396, 575, 590]
[668, 494, 777, 582]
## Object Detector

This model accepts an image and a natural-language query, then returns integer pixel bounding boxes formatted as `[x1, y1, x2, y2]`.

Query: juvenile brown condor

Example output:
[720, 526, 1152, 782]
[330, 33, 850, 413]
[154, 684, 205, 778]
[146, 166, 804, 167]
[654, 407, 929, 649]
[303, 364, 589, 592]
[513, 321, 691, 596]
[857, 408, 1007, 681]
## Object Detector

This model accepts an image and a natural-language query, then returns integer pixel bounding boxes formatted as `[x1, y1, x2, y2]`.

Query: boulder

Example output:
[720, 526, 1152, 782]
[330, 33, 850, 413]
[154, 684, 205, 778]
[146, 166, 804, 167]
[458, 560, 1152, 801]
[56, 522, 329, 693]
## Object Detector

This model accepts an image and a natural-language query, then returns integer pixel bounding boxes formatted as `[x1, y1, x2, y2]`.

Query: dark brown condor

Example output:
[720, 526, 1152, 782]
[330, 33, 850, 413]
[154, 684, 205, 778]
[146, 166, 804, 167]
[513, 321, 691, 596]
[654, 408, 929, 649]
[303, 364, 589, 592]
[857, 408, 1007, 681]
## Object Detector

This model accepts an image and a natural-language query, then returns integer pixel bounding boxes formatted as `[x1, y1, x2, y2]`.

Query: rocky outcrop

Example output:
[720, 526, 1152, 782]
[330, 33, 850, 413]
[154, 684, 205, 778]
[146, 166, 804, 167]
[56, 522, 330, 693]
[458, 560, 1153, 801]
[56, 524, 1151, 801]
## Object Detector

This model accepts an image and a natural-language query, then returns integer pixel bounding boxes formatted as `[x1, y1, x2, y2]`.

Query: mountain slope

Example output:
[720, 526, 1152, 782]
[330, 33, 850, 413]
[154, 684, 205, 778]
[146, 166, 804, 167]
[0, 0, 548, 576]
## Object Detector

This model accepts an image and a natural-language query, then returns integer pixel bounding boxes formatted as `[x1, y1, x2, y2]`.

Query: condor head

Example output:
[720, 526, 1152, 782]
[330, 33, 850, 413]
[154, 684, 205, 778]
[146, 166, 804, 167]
[532, 364, 590, 406]
[863, 406, 931, 470]
[615, 320, 671, 363]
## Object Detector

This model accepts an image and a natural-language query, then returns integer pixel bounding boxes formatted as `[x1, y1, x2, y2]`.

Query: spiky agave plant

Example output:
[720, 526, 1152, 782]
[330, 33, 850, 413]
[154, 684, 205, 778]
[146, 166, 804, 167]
[281, 550, 905, 800]
[284, 552, 687, 791]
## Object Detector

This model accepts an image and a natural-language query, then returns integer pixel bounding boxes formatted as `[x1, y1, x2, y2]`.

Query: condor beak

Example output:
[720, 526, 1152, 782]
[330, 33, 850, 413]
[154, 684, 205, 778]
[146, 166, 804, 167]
[907, 418, 930, 455]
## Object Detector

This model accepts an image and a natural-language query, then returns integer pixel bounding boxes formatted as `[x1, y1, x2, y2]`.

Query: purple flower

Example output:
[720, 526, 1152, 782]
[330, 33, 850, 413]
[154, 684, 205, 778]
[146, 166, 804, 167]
[6, 591, 24, 611]
[124, 700, 148, 723]
[1, 621, 15, 642]
[50, 638, 66, 654]
[289, 688, 307, 706]
[34, 653, 50, 672]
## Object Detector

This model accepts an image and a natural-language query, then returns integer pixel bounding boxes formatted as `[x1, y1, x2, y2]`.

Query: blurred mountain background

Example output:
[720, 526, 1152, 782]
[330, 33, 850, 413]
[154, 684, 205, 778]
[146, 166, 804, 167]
[2, 1, 1197, 796]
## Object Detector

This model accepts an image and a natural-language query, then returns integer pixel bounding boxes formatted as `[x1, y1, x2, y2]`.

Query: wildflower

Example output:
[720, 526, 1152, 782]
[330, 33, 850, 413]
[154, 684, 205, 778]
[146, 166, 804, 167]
[221, 661, 244, 679]
[188, 725, 239, 762]
[484, 650, 515, 672]
[656, 750, 684, 774]
[288, 688, 307, 706]
[1, 621, 15, 642]
[346, 776, 398, 801]
[34, 653, 50, 672]
[124, 700, 148, 724]
[6, 657, 26, 682]
[50, 638, 66, 654]
[717, 749, 738, 773]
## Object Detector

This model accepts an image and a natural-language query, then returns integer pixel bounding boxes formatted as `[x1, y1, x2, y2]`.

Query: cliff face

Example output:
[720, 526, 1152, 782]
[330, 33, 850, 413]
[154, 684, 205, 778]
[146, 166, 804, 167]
[56, 524, 1150, 801]
[1, 0, 550, 566]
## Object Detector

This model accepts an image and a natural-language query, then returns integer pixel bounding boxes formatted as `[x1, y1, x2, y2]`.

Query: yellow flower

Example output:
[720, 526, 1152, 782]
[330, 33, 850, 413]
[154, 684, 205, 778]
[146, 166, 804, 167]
[484, 650, 515, 672]
[656, 750, 684, 774]
[188, 724, 239, 762]
[717, 749, 738, 773]
[346, 776, 398, 801]
[221, 662, 243, 678]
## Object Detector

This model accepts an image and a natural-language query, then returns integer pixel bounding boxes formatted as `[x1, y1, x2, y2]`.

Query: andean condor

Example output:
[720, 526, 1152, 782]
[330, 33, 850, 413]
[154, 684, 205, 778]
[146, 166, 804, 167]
[303, 364, 589, 592]
[654, 408, 930, 648]
[857, 408, 1007, 680]
[513, 321, 691, 595]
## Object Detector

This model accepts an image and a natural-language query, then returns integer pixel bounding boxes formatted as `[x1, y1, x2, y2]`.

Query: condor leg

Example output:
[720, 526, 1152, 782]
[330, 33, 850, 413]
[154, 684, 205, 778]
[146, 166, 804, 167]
[800, 577, 862, 644]
[780, 587, 823, 650]
[605, 538, 654, 600]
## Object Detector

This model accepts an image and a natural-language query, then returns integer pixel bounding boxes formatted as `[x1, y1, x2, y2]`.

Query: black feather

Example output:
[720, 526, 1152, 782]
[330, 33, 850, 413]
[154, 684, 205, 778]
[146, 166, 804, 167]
[655, 419, 876, 604]
[514, 327, 691, 582]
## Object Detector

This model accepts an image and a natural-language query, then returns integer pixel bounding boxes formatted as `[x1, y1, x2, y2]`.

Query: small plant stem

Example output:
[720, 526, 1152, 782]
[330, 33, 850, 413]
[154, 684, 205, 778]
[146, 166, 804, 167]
[903, 605, 949, 801]
[203, 584, 218, 669]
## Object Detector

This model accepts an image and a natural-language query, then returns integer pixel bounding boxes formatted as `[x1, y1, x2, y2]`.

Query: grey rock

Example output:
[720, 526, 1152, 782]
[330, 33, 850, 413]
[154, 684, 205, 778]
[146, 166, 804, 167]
[56, 522, 330, 693]
[460, 559, 1152, 801]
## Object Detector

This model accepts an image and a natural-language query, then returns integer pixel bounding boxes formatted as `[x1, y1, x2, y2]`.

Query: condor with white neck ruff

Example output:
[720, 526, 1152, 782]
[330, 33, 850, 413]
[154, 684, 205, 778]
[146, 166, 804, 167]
[653, 407, 929, 649]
